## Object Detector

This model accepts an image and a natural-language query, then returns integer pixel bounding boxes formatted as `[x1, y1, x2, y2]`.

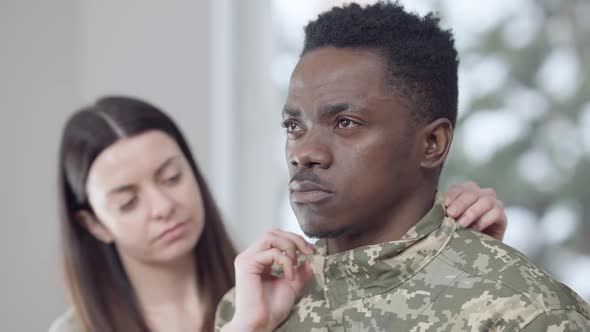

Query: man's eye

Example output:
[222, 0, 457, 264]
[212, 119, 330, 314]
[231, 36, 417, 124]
[337, 118, 359, 128]
[282, 121, 302, 133]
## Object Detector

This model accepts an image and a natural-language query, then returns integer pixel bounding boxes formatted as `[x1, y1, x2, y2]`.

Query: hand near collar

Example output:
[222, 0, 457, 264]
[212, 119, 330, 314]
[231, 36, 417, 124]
[443, 181, 507, 241]
[222, 229, 315, 332]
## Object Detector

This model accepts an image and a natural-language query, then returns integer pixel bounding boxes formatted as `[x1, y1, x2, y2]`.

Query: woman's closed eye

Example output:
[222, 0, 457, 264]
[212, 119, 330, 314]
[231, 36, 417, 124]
[119, 196, 138, 212]
[163, 172, 182, 186]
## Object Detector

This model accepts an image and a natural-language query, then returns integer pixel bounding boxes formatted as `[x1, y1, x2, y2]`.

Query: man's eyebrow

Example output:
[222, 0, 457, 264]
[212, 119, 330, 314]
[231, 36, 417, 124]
[320, 103, 352, 116]
[282, 106, 301, 117]
[282, 103, 367, 118]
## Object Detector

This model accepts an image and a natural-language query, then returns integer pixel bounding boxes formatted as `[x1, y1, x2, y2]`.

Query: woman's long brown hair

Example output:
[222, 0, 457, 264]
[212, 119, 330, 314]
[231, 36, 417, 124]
[58, 96, 236, 331]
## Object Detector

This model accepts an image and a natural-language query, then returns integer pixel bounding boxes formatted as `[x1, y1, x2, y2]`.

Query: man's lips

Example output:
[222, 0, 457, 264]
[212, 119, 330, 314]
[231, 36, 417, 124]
[289, 180, 333, 204]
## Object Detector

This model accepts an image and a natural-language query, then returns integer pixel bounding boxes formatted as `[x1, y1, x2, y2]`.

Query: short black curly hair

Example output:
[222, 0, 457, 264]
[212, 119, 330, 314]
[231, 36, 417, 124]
[302, 1, 459, 126]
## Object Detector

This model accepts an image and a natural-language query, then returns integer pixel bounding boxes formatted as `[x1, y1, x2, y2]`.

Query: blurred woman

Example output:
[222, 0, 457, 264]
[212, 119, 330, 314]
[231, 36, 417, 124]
[51, 96, 235, 331]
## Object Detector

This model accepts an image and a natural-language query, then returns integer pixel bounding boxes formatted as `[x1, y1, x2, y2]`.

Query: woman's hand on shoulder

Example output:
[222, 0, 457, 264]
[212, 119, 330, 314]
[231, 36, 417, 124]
[443, 181, 507, 241]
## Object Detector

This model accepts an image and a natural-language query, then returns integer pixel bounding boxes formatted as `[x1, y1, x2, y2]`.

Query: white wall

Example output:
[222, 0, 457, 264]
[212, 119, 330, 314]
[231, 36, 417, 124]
[0, 1, 81, 330]
[230, 0, 285, 249]
[0, 1, 218, 330]
[78, 1, 213, 174]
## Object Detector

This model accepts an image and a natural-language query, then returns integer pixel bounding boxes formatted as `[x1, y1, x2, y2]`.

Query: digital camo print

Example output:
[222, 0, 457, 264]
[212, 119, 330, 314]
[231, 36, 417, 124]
[216, 195, 590, 331]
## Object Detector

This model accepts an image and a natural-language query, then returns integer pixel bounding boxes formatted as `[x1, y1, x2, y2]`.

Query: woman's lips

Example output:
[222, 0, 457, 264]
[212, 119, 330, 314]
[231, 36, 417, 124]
[157, 222, 188, 243]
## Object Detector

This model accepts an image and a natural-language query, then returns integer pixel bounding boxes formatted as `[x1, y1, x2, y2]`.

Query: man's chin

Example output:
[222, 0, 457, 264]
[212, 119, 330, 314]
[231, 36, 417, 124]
[300, 224, 350, 239]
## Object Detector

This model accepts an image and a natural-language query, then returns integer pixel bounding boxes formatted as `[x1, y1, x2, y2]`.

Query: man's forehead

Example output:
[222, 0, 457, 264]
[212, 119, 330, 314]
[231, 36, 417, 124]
[287, 48, 388, 105]
[291, 48, 385, 86]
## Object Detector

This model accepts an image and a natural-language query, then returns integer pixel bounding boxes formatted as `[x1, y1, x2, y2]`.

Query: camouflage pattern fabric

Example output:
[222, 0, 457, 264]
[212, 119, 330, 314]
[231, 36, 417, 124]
[216, 195, 590, 331]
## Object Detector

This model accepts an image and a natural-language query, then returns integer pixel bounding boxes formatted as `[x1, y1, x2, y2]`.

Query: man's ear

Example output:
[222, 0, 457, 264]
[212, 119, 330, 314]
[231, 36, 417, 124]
[419, 118, 453, 170]
[75, 210, 114, 244]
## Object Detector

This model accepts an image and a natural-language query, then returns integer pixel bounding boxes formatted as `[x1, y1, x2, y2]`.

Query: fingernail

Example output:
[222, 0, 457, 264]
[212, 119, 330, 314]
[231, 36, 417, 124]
[457, 217, 467, 227]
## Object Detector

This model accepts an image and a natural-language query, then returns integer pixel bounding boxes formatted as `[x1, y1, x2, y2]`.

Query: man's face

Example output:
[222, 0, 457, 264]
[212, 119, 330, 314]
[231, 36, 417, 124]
[284, 47, 422, 238]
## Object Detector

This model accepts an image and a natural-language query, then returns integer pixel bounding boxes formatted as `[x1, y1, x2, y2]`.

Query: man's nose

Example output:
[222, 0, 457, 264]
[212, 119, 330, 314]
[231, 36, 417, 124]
[288, 132, 333, 169]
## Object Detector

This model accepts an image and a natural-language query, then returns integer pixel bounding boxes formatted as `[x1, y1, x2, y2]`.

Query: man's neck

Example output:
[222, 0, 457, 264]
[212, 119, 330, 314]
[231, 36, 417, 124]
[326, 188, 437, 254]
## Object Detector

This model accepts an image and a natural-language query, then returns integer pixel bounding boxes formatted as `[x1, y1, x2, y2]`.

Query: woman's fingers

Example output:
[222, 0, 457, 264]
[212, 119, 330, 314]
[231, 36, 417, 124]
[471, 202, 507, 241]
[237, 247, 296, 279]
[245, 230, 314, 260]
[456, 194, 495, 227]
[291, 261, 314, 292]
[446, 191, 480, 218]
[269, 229, 315, 255]
[443, 181, 480, 206]
[444, 183, 506, 241]
[237, 229, 316, 281]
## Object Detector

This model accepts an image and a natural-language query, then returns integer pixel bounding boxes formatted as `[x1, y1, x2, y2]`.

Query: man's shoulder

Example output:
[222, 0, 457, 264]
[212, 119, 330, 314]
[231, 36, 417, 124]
[214, 287, 236, 331]
[438, 227, 590, 316]
[48, 308, 83, 332]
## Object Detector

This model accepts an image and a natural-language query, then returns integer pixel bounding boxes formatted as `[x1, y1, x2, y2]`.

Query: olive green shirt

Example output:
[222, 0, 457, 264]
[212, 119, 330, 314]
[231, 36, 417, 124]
[215, 196, 590, 331]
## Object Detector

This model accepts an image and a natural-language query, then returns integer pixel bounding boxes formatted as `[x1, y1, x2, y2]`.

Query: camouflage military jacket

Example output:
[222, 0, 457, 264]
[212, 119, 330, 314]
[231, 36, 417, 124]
[216, 198, 590, 331]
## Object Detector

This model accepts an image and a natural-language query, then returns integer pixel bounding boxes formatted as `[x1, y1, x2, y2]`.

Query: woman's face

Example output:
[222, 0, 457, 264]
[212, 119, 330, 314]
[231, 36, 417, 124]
[84, 130, 205, 264]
